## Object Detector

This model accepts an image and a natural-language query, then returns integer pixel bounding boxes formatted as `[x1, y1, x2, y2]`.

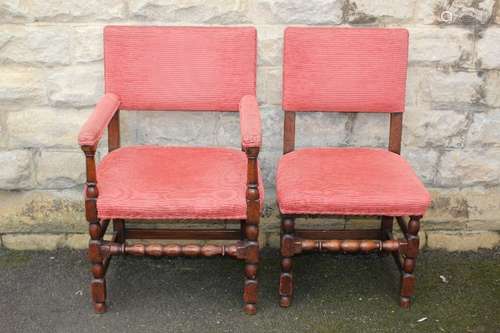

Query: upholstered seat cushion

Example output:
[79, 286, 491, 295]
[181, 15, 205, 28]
[276, 148, 430, 216]
[96, 146, 264, 220]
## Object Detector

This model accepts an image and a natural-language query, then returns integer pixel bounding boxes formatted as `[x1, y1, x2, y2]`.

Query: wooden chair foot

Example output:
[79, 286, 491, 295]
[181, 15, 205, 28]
[243, 280, 258, 314]
[243, 303, 257, 315]
[399, 297, 411, 309]
[279, 271, 293, 307]
[93, 302, 107, 314]
[90, 278, 107, 314]
[279, 296, 291, 308]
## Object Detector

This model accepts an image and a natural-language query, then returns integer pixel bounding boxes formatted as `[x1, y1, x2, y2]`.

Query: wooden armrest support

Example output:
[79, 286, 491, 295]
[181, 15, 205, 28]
[244, 146, 260, 224]
[82, 145, 98, 222]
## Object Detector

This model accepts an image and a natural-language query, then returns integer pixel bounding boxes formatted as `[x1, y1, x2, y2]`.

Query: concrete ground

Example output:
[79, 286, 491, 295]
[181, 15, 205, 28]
[0, 248, 499, 333]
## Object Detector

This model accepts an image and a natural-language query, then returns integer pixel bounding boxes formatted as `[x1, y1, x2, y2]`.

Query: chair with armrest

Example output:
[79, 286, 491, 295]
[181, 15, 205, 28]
[78, 26, 263, 315]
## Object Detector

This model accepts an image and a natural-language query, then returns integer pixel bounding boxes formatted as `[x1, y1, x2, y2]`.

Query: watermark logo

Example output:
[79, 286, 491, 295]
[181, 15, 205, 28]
[440, 10, 453, 24]
[439, 8, 484, 25]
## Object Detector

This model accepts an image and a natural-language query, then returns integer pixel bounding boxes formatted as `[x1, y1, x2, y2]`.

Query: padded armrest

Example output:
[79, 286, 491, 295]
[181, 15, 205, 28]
[239, 95, 262, 149]
[78, 93, 120, 147]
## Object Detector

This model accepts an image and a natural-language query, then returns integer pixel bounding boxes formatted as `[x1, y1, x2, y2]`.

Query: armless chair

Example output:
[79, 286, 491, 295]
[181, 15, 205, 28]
[277, 27, 431, 309]
[78, 26, 263, 315]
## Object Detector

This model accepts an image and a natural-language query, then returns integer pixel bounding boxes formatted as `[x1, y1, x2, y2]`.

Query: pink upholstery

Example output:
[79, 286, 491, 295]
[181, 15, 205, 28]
[239, 95, 262, 148]
[104, 26, 256, 111]
[96, 146, 264, 219]
[283, 27, 408, 112]
[78, 93, 120, 146]
[277, 148, 430, 216]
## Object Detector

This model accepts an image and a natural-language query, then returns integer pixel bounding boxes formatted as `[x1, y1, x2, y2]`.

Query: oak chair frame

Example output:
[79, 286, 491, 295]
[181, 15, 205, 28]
[81, 110, 261, 315]
[279, 111, 422, 309]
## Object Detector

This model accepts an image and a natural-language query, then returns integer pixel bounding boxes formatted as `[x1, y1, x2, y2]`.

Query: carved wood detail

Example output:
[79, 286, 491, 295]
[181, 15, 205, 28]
[279, 217, 295, 307]
[298, 239, 404, 253]
[82, 145, 107, 314]
[101, 241, 247, 259]
[400, 215, 421, 309]
[242, 146, 260, 315]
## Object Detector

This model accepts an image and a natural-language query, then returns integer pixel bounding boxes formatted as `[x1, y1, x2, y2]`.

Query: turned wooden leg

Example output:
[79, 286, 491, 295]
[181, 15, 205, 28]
[89, 220, 107, 313]
[380, 216, 393, 256]
[113, 219, 125, 244]
[243, 218, 259, 315]
[243, 147, 260, 315]
[400, 215, 421, 309]
[279, 217, 295, 307]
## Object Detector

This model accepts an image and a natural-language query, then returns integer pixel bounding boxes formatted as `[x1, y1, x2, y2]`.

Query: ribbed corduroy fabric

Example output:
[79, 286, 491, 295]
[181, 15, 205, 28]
[104, 26, 257, 111]
[239, 95, 262, 148]
[276, 148, 430, 216]
[78, 93, 120, 146]
[96, 146, 264, 219]
[283, 27, 408, 112]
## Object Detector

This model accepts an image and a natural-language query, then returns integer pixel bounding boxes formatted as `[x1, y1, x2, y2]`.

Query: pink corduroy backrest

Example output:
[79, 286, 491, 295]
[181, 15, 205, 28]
[283, 27, 409, 113]
[104, 26, 257, 111]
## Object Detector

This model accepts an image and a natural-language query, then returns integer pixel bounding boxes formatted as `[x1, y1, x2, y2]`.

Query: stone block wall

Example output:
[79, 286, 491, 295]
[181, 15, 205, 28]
[1, 0, 499, 251]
